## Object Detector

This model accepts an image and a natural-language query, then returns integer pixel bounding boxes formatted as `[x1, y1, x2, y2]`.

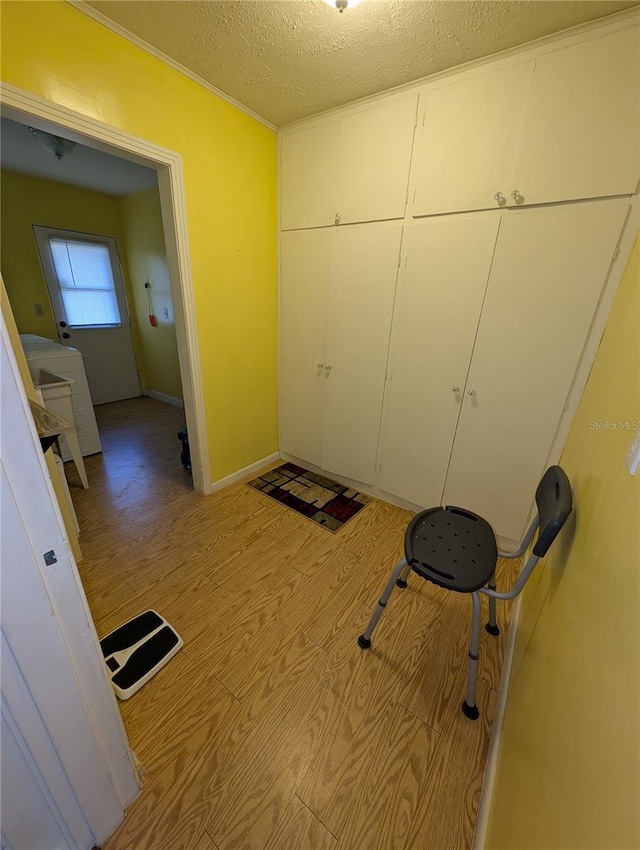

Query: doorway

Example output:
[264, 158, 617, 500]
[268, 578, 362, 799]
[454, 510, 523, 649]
[33, 225, 141, 405]
[0, 85, 210, 495]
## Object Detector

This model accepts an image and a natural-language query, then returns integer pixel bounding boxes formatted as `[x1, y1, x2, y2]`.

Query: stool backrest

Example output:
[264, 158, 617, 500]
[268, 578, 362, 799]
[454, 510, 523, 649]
[532, 466, 573, 557]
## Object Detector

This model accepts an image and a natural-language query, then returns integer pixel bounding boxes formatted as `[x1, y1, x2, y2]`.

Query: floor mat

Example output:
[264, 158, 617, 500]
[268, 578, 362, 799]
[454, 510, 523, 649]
[247, 462, 373, 532]
[100, 610, 183, 700]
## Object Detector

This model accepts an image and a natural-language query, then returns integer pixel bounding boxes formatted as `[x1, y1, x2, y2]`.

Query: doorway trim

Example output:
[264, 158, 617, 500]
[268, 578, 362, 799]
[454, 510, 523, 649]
[0, 81, 211, 494]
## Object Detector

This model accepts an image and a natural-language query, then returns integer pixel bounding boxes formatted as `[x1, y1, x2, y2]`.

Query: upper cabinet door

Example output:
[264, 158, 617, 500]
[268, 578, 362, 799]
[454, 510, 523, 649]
[280, 230, 332, 465]
[378, 214, 501, 508]
[281, 122, 340, 230]
[338, 96, 419, 225]
[513, 28, 640, 207]
[321, 223, 403, 485]
[281, 96, 418, 231]
[412, 62, 533, 217]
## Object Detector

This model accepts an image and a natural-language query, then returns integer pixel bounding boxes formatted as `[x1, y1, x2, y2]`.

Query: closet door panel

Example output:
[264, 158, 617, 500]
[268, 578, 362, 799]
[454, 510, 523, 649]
[378, 215, 501, 507]
[514, 28, 640, 206]
[280, 230, 331, 465]
[322, 223, 403, 484]
[412, 62, 533, 217]
[281, 122, 340, 230]
[443, 201, 629, 543]
[339, 96, 418, 224]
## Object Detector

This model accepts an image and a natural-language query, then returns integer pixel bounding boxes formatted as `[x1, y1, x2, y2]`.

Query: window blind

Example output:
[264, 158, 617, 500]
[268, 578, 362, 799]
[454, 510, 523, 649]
[49, 238, 121, 327]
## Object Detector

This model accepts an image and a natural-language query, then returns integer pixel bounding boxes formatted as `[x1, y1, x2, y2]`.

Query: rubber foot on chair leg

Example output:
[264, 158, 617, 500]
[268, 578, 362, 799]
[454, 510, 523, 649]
[485, 623, 500, 637]
[462, 701, 480, 720]
[357, 634, 371, 650]
[396, 579, 408, 589]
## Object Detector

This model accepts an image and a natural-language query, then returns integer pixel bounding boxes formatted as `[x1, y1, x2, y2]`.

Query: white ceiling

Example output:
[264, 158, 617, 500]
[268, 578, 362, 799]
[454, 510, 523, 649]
[0, 117, 157, 196]
[85, 0, 638, 127]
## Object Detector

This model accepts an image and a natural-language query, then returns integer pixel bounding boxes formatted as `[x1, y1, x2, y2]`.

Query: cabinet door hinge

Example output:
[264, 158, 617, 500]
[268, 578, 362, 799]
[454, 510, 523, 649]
[612, 247, 620, 262]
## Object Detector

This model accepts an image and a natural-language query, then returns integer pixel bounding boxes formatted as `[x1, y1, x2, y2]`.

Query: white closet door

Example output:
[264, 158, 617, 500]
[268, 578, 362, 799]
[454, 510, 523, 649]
[338, 96, 418, 225]
[321, 223, 403, 484]
[378, 214, 501, 507]
[280, 230, 332, 465]
[281, 122, 340, 230]
[513, 28, 640, 207]
[443, 201, 629, 543]
[412, 62, 533, 217]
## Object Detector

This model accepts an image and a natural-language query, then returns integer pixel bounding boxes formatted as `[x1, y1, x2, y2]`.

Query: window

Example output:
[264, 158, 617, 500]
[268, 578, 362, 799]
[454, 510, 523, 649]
[48, 238, 122, 328]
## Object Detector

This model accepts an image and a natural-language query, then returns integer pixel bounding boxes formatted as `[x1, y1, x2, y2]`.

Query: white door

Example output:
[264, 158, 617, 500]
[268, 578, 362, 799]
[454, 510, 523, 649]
[338, 96, 418, 225]
[34, 226, 140, 405]
[512, 28, 640, 207]
[443, 201, 629, 543]
[280, 121, 341, 231]
[280, 229, 332, 465]
[412, 62, 533, 217]
[321, 222, 403, 485]
[378, 214, 501, 507]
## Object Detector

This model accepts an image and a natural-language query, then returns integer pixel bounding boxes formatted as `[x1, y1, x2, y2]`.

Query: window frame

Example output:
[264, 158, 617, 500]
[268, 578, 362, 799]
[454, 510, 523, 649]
[33, 226, 131, 332]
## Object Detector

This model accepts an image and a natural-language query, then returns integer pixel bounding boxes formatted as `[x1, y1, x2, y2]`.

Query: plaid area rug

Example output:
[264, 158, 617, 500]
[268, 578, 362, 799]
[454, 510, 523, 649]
[247, 462, 373, 532]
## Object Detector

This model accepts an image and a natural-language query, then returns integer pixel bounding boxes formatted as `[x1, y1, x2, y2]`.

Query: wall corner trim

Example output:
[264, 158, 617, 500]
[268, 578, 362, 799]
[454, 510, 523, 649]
[471, 594, 523, 850]
[210, 452, 280, 493]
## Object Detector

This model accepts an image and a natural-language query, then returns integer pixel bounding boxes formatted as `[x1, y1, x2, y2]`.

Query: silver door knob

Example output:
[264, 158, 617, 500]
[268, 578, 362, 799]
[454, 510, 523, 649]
[452, 386, 460, 393]
[494, 192, 506, 206]
[511, 189, 524, 204]
[468, 389, 476, 396]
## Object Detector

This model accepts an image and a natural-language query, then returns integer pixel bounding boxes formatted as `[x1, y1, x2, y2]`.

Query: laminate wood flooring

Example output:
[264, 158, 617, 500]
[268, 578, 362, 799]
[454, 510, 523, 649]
[68, 397, 519, 850]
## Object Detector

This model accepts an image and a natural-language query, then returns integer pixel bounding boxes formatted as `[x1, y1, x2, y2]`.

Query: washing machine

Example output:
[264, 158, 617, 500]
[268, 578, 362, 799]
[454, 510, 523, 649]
[21, 334, 102, 460]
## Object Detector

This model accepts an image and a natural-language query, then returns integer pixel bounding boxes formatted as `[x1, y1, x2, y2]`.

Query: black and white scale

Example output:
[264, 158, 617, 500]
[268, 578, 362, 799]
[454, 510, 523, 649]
[100, 610, 183, 700]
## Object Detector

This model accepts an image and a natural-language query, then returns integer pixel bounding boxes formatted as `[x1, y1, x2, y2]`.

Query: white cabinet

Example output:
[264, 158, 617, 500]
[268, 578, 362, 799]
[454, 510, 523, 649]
[381, 201, 628, 542]
[412, 26, 639, 217]
[513, 28, 640, 207]
[412, 62, 533, 217]
[378, 214, 501, 505]
[281, 96, 418, 230]
[280, 222, 403, 484]
[280, 229, 332, 466]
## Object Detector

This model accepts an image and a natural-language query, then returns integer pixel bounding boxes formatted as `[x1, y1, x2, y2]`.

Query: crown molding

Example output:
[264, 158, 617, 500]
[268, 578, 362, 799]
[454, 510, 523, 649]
[66, 0, 277, 132]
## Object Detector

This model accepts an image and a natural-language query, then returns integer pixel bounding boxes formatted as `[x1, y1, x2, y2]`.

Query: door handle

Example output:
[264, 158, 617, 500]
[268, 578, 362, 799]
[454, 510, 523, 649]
[61, 332, 71, 339]
[59, 321, 67, 328]
[467, 389, 476, 396]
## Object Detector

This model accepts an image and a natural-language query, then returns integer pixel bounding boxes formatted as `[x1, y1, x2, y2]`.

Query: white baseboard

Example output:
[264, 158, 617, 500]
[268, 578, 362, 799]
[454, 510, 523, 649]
[471, 594, 523, 850]
[143, 389, 184, 409]
[210, 452, 280, 493]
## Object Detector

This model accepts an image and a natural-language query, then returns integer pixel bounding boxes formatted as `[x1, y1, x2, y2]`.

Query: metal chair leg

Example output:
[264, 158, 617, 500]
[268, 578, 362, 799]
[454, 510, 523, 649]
[486, 572, 500, 636]
[358, 559, 408, 649]
[396, 560, 412, 589]
[462, 591, 482, 720]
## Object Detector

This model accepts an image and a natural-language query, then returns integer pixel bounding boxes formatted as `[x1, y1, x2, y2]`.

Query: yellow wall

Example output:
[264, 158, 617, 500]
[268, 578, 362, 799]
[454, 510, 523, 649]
[1, 0, 277, 482]
[485, 235, 640, 850]
[0, 168, 148, 385]
[119, 187, 182, 401]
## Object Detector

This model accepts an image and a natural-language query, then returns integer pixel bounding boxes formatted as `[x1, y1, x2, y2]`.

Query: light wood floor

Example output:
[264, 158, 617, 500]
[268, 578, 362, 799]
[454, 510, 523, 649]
[68, 397, 518, 850]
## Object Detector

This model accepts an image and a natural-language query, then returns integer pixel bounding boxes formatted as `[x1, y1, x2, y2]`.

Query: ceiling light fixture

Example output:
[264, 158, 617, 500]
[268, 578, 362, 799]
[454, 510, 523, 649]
[28, 126, 77, 161]
[324, 0, 363, 12]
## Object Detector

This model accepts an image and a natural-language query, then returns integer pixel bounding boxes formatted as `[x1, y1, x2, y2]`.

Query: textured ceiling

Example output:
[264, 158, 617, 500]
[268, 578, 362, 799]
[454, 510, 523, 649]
[85, 0, 638, 126]
[0, 117, 157, 195]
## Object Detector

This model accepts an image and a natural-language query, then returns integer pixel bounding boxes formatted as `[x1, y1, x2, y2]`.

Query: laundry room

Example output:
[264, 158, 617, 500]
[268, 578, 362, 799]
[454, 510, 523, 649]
[0, 116, 190, 534]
